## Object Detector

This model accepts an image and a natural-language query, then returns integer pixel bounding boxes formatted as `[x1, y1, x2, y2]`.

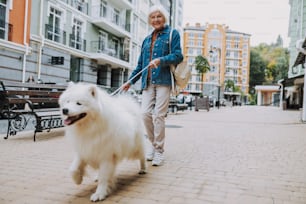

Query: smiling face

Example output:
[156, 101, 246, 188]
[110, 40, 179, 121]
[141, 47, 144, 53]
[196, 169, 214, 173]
[149, 11, 166, 31]
[59, 83, 98, 126]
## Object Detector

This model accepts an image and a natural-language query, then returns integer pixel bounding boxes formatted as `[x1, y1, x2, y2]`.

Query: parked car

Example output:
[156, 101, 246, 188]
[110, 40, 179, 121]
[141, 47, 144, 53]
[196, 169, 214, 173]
[168, 96, 188, 114]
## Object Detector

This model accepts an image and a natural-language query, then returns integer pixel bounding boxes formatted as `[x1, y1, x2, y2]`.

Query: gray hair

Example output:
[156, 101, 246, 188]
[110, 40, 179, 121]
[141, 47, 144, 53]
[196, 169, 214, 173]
[148, 4, 169, 24]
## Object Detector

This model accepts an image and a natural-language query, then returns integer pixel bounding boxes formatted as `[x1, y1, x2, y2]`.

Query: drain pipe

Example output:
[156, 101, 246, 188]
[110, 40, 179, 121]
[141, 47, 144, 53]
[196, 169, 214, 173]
[22, 0, 29, 83]
[37, 0, 44, 80]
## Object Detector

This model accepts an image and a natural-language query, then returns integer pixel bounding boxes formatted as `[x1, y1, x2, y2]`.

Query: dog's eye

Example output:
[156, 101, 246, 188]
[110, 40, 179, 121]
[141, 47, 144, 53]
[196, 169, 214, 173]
[76, 102, 82, 105]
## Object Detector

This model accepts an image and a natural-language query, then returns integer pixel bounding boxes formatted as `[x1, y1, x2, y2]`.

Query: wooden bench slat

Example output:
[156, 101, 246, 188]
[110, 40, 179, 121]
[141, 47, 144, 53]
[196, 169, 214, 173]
[7, 98, 59, 104]
[5, 90, 63, 97]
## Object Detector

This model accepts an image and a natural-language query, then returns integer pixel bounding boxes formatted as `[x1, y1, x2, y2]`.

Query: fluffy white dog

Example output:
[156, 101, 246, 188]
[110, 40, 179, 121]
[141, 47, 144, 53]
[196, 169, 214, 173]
[59, 82, 146, 202]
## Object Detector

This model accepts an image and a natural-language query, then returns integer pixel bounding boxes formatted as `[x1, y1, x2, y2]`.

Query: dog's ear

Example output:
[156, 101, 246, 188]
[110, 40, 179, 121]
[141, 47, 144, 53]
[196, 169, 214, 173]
[89, 85, 97, 98]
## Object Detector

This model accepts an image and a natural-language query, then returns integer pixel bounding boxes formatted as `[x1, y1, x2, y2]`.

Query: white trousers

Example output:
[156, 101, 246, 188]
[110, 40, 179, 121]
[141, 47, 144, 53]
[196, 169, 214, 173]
[141, 84, 171, 153]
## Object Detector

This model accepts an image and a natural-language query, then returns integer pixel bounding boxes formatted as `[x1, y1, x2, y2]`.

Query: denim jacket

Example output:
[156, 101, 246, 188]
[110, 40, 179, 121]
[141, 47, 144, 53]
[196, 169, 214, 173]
[129, 25, 184, 89]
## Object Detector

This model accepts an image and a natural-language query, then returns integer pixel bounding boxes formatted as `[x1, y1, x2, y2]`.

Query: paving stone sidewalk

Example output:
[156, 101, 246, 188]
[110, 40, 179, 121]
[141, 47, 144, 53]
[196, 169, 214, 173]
[0, 106, 306, 204]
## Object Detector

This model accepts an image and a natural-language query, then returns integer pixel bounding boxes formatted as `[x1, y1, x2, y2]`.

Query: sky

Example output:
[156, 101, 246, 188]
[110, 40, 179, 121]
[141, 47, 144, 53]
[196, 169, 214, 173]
[183, 0, 291, 47]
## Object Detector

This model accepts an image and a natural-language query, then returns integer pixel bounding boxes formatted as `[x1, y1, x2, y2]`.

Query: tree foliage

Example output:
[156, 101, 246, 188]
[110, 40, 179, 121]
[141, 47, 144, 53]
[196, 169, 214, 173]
[195, 55, 210, 75]
[194, 55, 210, 92]
[249, 49, 266, 92]
[249, 42, 289, 93]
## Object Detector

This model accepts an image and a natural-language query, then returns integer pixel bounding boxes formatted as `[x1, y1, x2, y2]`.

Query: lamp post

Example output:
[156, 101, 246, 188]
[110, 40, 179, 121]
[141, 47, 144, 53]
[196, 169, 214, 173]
[209, 47, 221, 109]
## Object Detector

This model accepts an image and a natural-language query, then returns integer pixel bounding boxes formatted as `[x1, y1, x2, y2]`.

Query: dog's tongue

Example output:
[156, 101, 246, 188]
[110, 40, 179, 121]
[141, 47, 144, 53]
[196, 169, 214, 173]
[64, 118, 72, 125]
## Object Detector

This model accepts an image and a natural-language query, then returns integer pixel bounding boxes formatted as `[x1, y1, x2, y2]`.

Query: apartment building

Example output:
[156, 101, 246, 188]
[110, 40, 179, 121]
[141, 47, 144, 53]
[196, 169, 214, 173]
[0, 0, 181, 91]
[284, 0, 306, 120]
[183, 23, 250, 102]
[0, 0, 32, 83]
[288, 0, 306, 78]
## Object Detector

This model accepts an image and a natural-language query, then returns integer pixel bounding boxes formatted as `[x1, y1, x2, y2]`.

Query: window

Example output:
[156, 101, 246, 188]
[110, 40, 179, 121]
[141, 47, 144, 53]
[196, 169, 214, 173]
[196, 49, 202, 55]
[188, 57, 194, 64]
[98, 31, 107, 52]
[108, 38, 119, 57]
[75, 0, 85, 12]
[132, 14, 138, 39]
[71, 18, 83, 50]
[234, 60, 238, 66]
[112, 8, 120, 25]
[70, 56, 82, 82]
[226, 51, 230, 57]
[188, 40, 194, 46]
[0, 0, 7, 39]
[234, 51, 239, 58]
[234, 42, 239, 49]
[139, 19, 146, 40]
[210, 66, 216, 73]
[47, 7, 62, 43]
[100, 0, 107, 17]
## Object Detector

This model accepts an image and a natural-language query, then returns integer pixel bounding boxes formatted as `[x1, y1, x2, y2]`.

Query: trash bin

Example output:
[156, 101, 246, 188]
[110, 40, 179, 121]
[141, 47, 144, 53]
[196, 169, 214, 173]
[282, 100, 287, 110]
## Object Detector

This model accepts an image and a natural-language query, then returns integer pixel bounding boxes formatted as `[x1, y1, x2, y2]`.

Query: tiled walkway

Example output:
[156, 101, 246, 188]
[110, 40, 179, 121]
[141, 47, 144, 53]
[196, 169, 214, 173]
[1, 106, 306, 204]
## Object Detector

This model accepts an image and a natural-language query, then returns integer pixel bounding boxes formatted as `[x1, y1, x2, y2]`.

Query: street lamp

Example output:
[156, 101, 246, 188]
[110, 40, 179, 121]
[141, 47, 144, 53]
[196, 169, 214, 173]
[209, 47, 221, 109]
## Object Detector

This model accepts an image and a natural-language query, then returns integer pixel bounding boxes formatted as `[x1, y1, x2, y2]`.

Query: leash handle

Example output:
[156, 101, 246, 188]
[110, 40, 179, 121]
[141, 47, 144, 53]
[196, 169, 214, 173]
[110, 65, 150, 96]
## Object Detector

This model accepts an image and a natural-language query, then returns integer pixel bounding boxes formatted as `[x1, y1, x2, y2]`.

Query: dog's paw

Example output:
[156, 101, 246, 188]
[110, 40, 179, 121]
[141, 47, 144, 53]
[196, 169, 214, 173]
[90, 191, 107, 202]
[138, 169, 147, 174]
[71, 170, 83, 185]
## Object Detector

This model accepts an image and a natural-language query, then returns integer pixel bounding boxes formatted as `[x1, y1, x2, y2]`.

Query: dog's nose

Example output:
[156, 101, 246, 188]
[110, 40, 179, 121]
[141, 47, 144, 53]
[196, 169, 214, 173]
[62, 108, 69, 115]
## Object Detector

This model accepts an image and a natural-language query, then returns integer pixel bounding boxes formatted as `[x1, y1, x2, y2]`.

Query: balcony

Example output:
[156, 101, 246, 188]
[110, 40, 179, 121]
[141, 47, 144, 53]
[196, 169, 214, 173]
[89, 40, 130, 68]
[45, 24, 66, 45]
[91, 6, 131, 37]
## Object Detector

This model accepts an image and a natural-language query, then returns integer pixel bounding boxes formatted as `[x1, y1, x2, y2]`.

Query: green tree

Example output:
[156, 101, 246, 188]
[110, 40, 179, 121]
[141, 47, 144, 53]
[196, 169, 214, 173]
[224, 79, 236, 92]
[249, 49, 267, 92]
[194, 55, 210, 92]
[251, 43, 289, 84]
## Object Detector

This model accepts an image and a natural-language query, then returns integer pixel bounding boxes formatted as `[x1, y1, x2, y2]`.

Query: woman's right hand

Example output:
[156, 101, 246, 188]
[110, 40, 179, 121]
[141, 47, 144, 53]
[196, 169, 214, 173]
[121, 82, 131, 91]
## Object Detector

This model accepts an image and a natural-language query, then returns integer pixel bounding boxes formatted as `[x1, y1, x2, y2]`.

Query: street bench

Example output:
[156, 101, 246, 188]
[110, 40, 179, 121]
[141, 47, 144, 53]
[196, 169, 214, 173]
[0, 81, 66, 141]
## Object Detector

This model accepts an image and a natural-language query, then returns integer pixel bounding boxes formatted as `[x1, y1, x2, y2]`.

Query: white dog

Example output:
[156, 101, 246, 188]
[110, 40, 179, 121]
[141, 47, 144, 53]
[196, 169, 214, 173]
[58, 82, 146, 202]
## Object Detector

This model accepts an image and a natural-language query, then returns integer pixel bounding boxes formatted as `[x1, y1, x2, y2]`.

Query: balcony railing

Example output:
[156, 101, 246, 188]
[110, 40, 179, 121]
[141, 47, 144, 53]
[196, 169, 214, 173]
[69, 34, 86, 51]
[45, 24, 66, 45]
[91, 6, 131, 33]
[90, 41, 129, 62]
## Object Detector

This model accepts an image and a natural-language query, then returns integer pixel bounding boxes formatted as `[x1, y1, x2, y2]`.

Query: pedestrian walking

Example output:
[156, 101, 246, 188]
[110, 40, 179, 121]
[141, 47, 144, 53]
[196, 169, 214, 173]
[122, 4, 183, 166]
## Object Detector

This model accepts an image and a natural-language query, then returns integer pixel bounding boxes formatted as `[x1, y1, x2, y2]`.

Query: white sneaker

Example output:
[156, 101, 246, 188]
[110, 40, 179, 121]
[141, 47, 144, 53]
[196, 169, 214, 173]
[152, 151, 164, 166]
[146, 145, 155, 161]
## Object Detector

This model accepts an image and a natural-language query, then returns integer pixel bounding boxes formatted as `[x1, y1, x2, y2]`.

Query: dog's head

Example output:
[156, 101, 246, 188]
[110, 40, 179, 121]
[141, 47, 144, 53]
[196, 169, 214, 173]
[59, 82, 99, 126]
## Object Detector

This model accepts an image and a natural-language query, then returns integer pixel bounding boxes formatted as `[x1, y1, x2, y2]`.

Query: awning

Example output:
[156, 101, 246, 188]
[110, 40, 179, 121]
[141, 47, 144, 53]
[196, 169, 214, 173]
[280, 74, 304, 87]
[293, 38, 306, 67]
[224, 92, 241, 96]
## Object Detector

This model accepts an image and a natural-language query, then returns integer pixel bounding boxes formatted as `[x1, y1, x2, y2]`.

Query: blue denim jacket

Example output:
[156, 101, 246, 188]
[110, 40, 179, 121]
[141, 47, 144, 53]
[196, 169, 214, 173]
[129, 25, 184, 89]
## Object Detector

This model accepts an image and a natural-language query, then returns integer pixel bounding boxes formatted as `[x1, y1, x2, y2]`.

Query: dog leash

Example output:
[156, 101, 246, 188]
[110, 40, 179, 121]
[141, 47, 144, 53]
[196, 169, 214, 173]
[110, 65, 150, 96]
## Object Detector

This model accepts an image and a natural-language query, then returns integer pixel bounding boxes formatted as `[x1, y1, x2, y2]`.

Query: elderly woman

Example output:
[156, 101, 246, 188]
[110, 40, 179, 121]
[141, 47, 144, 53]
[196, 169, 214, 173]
[122, 5, 183, 166]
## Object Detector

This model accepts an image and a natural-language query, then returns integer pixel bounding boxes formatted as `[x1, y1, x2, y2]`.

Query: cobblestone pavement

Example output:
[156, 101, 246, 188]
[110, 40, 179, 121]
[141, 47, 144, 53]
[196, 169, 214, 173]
[0, 106, 306, 204]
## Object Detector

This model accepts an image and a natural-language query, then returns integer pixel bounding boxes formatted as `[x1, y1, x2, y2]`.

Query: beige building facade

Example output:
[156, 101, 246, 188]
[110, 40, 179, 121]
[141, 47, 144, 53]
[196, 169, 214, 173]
[183, 23, 251, 103]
